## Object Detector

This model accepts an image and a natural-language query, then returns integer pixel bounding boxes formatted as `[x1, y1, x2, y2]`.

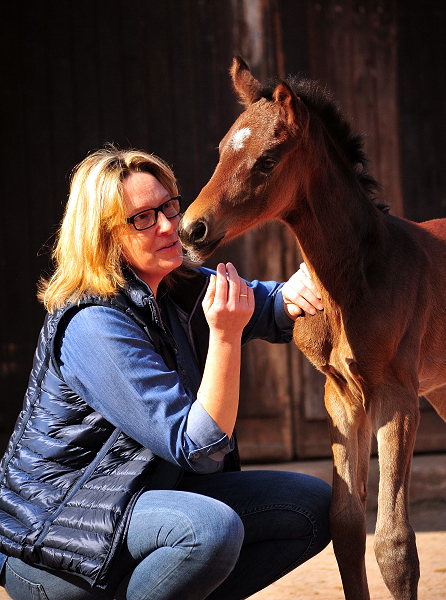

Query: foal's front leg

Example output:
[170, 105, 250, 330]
[371, 386, 420, 600]
[324, 379, 371, 600]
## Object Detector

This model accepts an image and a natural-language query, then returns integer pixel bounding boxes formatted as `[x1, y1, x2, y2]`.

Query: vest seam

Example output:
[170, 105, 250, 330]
[34, 427, 122, 554]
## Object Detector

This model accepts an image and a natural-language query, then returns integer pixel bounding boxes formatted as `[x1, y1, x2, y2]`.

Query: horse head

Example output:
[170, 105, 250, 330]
[178, 56, 310, 261]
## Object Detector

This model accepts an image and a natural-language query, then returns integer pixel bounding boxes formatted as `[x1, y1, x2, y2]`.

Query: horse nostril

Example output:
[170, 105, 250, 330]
[189, 220, 208, 243]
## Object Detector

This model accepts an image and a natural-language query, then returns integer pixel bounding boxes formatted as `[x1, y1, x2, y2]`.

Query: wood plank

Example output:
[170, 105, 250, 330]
[397, 0, 446, 221]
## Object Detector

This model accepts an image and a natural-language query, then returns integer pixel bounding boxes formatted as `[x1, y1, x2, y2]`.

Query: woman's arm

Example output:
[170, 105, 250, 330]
[57, 306, 232, 473]
[57, 264, 253, 473]
[197, 262, 254, 437]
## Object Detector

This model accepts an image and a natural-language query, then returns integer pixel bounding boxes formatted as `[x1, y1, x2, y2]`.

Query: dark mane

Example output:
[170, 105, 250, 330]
[259, 77, 388, 212]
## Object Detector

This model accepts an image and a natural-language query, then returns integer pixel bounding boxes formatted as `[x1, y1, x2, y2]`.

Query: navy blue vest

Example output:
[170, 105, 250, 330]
[0, 274, 202, 587]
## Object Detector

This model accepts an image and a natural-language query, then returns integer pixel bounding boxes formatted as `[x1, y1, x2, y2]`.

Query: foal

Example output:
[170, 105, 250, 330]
[179, 57, 446, 600]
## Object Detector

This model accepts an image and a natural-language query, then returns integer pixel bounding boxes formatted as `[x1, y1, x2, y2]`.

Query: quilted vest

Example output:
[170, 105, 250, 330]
[0, 276, 190, 587]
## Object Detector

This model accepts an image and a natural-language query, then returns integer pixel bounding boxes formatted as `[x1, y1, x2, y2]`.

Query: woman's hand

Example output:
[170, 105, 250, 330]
[198, 263, 254, 437]
[281, 262, 324, 319]
[202, 262, 254, 338]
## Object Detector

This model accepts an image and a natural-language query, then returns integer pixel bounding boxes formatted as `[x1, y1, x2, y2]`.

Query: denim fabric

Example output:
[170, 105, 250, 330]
[57, 271, 294, 475]
[2, 470, 331, 600]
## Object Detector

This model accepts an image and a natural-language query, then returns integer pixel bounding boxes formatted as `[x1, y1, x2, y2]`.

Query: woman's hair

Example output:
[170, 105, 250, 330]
[38, 146, 188, 312]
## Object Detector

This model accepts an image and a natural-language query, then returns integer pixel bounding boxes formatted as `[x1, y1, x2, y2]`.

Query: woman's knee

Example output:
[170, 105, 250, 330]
[198, 500, 245, 571]
[237, 471, 331, 549]
[128, 490, 244, 566]
[284, 472, 332, 548]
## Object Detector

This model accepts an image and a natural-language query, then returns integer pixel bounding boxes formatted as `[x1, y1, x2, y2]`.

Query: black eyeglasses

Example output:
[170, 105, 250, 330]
[126, 196, 182, 231]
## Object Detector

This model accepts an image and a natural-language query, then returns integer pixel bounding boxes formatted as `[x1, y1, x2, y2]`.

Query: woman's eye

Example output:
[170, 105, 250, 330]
[135, 211, 150, 223]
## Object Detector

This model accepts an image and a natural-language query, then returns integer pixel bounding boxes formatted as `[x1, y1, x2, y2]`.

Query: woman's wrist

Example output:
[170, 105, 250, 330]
[208, 329, 243, 345]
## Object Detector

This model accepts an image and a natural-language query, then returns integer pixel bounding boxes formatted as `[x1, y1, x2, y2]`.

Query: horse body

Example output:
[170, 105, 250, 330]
[178, 57, 446, 600]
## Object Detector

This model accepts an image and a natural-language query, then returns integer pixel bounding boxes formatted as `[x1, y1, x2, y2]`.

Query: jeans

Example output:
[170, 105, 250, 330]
[1, 470, 331, 600]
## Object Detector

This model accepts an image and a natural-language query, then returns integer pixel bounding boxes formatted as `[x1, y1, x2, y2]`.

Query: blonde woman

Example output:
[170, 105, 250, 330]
[0, 147, 330, 600]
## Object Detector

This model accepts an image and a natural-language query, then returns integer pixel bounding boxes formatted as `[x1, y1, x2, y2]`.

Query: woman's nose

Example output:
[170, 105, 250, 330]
[157, 211, 175, 232]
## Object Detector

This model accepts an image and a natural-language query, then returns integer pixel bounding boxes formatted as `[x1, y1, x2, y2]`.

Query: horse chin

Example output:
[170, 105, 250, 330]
[183, 235, 225, 263]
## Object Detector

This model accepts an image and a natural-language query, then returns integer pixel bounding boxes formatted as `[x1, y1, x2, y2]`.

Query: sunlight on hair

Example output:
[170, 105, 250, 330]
[38, 146, 183, 312]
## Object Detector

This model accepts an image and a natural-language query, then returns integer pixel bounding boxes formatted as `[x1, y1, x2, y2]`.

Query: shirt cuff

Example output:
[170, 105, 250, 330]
[274, 288, 296, 331]
[186, 400, 234, 466]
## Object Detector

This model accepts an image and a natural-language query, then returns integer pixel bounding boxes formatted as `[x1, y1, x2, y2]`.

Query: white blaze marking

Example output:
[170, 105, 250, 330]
[230, 127, 251, 151]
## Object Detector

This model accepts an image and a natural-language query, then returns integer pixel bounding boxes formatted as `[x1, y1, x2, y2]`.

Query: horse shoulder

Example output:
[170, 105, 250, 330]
[292, 306, 361, 392]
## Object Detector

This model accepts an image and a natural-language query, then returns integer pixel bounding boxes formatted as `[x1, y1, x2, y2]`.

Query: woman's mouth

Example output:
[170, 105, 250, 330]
[158, 240, 180, 251]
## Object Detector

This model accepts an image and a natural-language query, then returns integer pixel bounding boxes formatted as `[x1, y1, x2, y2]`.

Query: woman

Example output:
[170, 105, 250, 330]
[0, 147, 329, 600]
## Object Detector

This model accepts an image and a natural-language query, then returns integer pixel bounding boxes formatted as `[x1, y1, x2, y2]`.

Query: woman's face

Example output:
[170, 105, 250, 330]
[120, 171, 183, 294]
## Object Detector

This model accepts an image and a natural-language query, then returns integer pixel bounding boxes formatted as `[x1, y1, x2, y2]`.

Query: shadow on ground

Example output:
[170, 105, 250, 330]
[366, 500, 446, 533]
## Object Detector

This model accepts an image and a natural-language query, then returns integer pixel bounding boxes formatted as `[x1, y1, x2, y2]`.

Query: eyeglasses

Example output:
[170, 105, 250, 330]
[126, 196, 182, 231]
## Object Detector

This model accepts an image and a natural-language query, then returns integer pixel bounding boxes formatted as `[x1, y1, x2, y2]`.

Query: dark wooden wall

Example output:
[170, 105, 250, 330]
[0, 0, 237, 452]
[398, 0, 446, 222]
[1, 0, 446, 460]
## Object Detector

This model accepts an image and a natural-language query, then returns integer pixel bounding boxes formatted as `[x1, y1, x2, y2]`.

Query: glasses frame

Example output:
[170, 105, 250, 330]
[126, 196, 182, 231]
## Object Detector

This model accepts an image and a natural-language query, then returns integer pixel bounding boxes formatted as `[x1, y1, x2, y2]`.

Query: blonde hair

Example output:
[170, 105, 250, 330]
[38, 146, 181, 312]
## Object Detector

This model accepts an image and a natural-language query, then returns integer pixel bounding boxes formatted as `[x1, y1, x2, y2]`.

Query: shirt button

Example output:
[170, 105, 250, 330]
[192, 452, 200, 459]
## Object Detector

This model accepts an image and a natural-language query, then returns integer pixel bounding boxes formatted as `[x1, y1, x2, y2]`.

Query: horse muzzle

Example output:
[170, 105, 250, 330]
[178, 215, 224, 260]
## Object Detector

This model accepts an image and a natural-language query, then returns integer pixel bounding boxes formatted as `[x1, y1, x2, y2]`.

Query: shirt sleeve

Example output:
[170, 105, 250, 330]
[57, 305, 232, 474]
[243, 280, 295, 344]
[197, 267, 295, 345]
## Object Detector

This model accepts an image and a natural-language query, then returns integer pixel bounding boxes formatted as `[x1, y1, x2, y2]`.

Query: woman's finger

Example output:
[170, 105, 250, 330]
[296, 264, 321, 299]
[202, 274, 216, 311]
[225, 262, 242, 302]
[213, 263, 229, 304]
[300, 261, 311, 278]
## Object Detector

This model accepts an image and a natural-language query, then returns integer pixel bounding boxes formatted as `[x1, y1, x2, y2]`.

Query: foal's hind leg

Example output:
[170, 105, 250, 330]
[324, 379, 371, 600]
[370, 385, 420, 600]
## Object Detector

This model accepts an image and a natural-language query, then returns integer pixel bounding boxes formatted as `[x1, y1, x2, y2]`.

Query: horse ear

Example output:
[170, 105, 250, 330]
[230, 56, 263, 108]
[273, 81, 306, 127]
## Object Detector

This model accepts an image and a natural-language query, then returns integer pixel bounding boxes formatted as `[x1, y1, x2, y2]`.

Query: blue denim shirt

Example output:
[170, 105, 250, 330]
[57, 268, 294, 475]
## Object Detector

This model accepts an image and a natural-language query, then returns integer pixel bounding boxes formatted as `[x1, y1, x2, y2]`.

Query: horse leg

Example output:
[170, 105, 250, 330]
[324, 378, 371, 600]
[424, 384, 446, 421]
[370, 387, 420, 600]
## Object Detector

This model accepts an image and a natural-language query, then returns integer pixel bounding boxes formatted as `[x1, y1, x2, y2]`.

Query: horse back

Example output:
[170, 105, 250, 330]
[400, 216, 446, 307]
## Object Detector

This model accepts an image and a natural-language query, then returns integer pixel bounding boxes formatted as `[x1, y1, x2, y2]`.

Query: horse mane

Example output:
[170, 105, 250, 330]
[258, 77, 389, 212]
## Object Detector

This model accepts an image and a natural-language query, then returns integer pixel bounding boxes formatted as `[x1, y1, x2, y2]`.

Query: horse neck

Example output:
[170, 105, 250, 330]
[283, 154, 385, 307]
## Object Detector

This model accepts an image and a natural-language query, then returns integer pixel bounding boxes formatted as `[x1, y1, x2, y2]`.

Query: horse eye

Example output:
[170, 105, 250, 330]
[260, 158, 276, 172]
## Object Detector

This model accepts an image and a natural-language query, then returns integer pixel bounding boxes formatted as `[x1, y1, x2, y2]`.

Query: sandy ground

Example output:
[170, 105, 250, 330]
[0, 503, 444, 599]
[249, 502, 446, 600]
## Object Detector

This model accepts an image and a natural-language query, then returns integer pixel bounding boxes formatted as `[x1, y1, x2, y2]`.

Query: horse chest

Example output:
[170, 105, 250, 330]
[293, 312, 363, 398]
[293, 312, 334, 367]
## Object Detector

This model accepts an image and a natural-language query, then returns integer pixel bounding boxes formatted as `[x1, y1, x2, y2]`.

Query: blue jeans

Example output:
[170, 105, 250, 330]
[2, 470, 331, 600]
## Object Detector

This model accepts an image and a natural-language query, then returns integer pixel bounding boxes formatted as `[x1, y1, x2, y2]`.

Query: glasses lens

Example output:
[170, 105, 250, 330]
[162, 197, 181, 218]
[130, 197, 181, 230]
[132, 210, 156, 230]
